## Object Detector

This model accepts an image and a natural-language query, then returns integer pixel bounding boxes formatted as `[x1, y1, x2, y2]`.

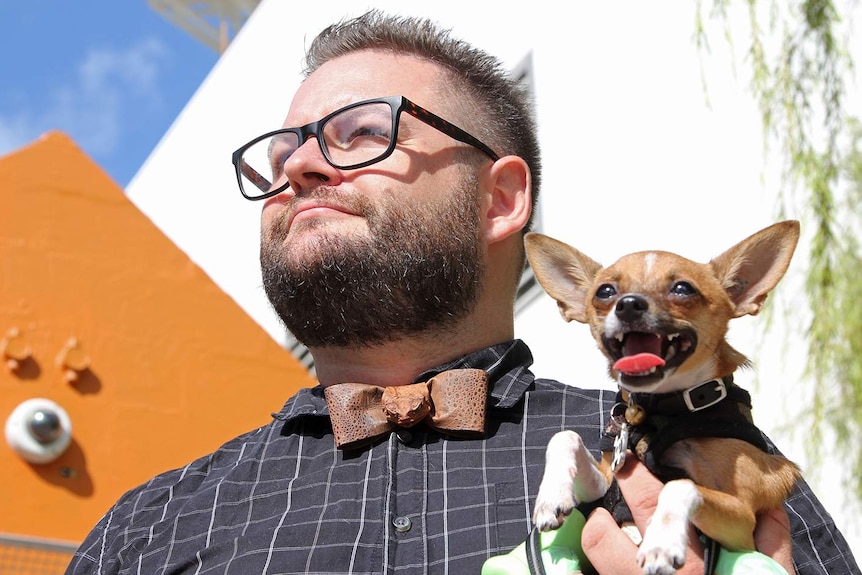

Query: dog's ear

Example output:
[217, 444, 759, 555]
[710, 220, 800, 317]
[524, 233, 603, 323]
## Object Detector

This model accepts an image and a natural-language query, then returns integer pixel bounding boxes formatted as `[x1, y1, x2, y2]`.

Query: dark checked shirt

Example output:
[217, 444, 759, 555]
[66, 340, 859, 575]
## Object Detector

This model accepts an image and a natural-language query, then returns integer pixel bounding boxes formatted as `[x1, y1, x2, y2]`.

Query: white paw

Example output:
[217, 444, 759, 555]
[637, 480, 701, 575]
[637, 538, 687, 575]
[533, 431, 584, 531]
[533, 475, 576, 531]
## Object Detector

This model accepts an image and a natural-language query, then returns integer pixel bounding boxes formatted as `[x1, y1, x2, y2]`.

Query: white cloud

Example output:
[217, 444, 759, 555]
[0, 38, 168, 158]
[0, 115, 32, 158]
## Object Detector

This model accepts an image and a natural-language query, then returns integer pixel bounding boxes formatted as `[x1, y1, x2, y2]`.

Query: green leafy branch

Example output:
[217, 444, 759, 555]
[696, 0, 861, 505]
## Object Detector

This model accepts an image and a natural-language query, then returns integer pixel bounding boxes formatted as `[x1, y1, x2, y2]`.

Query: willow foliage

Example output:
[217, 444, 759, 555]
[696, 0, 861, 505]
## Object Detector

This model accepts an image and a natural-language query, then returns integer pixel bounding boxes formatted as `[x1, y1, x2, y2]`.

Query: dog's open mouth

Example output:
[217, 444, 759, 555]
[603, 329, 697, 383]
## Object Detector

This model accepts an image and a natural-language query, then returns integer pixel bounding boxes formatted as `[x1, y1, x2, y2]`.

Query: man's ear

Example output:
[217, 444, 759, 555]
[482, 155, 531, 244]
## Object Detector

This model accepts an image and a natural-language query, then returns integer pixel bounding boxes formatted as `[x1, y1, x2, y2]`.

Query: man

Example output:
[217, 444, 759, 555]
[66, 11, 858, 575]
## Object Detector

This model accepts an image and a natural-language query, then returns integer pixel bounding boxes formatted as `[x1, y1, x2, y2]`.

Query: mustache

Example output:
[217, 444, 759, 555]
[270, 187, 374, 237]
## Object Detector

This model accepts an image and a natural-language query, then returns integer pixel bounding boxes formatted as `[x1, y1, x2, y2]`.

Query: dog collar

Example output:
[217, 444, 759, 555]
[602, 374, 768, 481]
[625, 375, 752, 417]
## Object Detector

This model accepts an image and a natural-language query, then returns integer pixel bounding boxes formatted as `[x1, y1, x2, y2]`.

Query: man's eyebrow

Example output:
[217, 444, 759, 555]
[394, 116, 420, 139]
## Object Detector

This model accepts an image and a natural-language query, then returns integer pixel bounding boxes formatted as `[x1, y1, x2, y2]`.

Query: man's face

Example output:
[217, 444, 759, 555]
[259, 51, 488, 348]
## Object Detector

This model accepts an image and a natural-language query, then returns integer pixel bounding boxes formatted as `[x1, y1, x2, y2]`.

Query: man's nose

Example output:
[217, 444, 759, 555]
[283, 135, 339, 193]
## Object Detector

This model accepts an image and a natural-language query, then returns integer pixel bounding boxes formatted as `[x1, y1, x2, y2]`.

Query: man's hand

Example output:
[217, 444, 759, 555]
[580, 456, 796, 574]
[581, 457, 704, 574]
[753, 506, 794, 573]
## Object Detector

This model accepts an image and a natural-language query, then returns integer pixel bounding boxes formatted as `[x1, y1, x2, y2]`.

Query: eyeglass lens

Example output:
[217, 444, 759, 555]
[239, 101, 396, 197]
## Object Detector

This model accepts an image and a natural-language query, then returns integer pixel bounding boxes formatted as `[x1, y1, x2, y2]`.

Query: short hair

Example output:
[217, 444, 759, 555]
[303, 10, 542, 231]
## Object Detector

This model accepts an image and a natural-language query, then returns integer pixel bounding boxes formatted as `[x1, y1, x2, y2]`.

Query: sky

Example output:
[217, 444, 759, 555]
[0, 2, 218, 187]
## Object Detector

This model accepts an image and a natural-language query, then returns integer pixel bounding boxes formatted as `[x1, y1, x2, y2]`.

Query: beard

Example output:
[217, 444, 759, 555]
[260, 178, 484, 348]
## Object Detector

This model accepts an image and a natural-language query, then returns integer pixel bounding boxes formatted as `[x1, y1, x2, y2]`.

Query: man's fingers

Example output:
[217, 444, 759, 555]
[755, 507, 796, 574]
[581, 507, 642, 574]
[613, 454, 664, 530]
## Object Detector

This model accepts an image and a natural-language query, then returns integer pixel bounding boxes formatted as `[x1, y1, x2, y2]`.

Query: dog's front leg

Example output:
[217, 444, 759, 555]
[533, 430, 611, 531]
[637, 478, 701, 575]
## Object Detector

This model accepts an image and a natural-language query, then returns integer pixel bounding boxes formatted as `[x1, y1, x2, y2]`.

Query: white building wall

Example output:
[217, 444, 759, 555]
[127, 0, 861, 554]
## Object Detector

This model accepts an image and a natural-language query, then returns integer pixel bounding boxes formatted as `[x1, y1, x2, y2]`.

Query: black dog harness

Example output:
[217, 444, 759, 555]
[604, 376, 768, 476]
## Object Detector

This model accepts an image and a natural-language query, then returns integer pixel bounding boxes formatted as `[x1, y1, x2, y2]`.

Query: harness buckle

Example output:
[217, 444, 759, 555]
[682, 379, 727, 412]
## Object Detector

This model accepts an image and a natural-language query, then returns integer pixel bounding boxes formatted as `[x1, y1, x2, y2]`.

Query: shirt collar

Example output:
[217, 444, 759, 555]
[272, 339, 535, 423]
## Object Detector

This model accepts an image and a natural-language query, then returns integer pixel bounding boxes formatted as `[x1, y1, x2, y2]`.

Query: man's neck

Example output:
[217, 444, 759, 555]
[309, 319, 513, 387]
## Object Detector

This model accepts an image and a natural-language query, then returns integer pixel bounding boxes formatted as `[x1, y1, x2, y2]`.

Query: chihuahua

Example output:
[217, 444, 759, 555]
[525, 220, 802, 575]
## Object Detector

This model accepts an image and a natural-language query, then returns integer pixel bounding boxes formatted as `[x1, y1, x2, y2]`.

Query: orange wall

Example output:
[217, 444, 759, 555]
[0, 132, 317, 542]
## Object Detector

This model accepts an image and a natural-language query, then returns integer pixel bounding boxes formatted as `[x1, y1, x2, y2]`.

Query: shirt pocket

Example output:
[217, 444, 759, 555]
[490, 480, 535, 554]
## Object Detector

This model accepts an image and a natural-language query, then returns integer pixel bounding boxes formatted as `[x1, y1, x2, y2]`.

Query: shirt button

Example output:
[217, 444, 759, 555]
[392, 516, 412, 533]
[395, 430, 412, 444]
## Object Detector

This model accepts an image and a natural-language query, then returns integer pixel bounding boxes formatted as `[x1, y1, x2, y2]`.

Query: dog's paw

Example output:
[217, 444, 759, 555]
[636, 479, 702, 575]
[638, 547, 685, 575]
[533, 475, 578, 531]
[638, 523, 687, 574]
[533, 431, 584, 531]
[636, 508, 689, 574]
[532, 497, 575, 531]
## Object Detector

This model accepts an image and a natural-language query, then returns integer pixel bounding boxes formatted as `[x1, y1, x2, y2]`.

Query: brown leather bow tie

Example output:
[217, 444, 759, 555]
[323, 369, 488, 450]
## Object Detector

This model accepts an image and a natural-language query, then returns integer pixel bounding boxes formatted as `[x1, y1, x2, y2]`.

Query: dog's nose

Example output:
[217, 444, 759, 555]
[615, 294, 648, 322]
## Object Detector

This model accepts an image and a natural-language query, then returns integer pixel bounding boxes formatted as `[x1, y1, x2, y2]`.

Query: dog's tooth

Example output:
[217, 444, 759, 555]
[615, 333, 625, 342]
[668, 333, 679, 341]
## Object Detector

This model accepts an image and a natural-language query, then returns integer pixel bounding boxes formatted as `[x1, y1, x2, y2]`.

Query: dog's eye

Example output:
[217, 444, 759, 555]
[671, 281, 698, 296]
[595, 284, 617, 299]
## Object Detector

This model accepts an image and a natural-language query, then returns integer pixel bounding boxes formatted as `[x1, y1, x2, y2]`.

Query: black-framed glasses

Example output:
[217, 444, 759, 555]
[231, 95, 500, 201]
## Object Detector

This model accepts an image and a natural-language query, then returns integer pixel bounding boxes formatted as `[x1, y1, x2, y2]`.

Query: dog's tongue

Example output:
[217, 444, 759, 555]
[614, 332, 665, 374]
[614, 353, 665, 374]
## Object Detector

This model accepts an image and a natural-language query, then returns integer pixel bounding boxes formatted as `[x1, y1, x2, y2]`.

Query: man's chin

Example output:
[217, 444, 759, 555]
[278, 223, 370, 253]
